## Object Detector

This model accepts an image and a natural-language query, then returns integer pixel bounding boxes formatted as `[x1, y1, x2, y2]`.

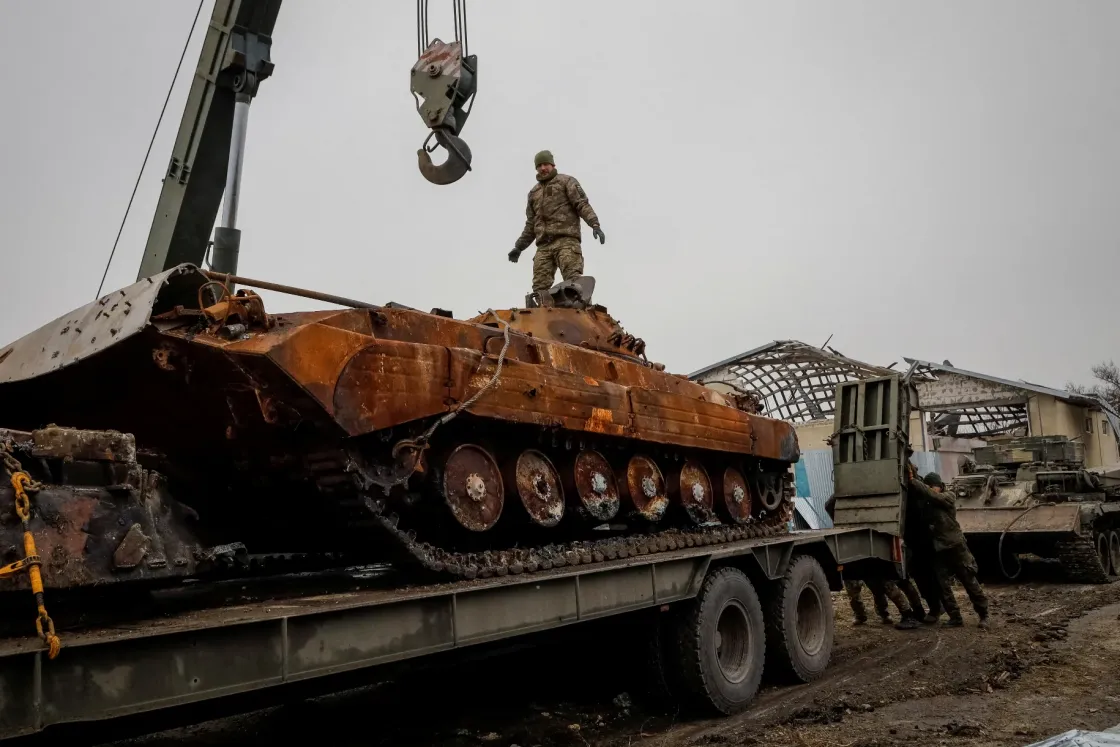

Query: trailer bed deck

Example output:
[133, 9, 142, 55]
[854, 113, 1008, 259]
[0, 526, 896, 739]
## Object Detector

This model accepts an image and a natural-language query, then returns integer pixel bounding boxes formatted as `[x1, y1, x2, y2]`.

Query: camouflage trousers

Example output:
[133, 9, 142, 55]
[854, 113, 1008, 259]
[844, 578, 920, 621]
[907, 546, 946, 618]
[935, 544, 989, 620]
[532, 238, 584, 291]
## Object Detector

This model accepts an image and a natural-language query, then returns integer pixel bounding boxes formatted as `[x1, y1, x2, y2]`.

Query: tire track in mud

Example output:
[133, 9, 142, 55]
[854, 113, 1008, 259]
[643, 583, 1120, 747]
[641, 632, 943, 746]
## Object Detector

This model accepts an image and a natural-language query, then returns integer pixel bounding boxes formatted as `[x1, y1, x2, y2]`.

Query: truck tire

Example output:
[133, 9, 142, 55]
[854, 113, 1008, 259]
[673, 566, 766, 715]
[764, 554, 834, 684]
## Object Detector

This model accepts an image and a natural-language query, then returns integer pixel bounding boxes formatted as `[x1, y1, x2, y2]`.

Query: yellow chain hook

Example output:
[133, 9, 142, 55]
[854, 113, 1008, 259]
[8, 470, 62, 659]
[11, 472, 31, 522]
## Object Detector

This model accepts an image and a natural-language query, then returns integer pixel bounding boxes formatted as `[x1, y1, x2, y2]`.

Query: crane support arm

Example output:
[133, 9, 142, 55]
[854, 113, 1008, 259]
[136, 0, 280, 280]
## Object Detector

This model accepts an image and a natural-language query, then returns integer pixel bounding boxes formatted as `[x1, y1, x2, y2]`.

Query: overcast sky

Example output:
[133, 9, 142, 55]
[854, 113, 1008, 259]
[1, 0, 1117, 391]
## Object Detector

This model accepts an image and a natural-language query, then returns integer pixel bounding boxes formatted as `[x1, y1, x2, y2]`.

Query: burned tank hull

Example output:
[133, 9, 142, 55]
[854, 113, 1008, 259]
[948, 436, 1120, 583]
[0, 265, 800, 586]
[0, 426, 223, 592]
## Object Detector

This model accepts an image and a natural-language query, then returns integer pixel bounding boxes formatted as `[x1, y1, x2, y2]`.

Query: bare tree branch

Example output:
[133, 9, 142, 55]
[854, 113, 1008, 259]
[1069, 360, 1120, 412]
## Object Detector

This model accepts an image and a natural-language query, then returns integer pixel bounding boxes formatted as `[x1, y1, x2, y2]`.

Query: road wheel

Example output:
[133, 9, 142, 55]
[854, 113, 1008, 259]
[672, 566, 766, 715]
[1109, 531, 1120, 577]
[765, 554, 834, 684]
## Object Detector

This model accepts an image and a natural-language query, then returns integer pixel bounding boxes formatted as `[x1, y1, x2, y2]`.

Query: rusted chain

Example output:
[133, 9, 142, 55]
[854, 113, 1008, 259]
[0, 443, 61, 659]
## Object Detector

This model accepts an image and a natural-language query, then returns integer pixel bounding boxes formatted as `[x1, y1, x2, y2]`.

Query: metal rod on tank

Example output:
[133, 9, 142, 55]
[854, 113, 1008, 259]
[201, 270, 381, 310]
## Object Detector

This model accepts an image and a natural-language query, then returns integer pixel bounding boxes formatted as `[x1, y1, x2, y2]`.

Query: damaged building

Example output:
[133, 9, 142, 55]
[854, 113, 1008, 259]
[689, 342, 1120, 530]
[905, 357, 1120, 469]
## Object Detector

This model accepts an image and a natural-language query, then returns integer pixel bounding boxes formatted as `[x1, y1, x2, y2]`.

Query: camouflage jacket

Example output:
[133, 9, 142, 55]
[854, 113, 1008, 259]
[513, 173, 600, 251]
[903, 491, 935, 555]
[907, 478, 967, 552]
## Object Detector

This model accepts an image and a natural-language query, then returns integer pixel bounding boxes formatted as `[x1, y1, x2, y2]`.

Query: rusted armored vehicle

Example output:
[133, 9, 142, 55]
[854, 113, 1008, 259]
[948, 435, 1120, 583]
[0, 268, 800, 592]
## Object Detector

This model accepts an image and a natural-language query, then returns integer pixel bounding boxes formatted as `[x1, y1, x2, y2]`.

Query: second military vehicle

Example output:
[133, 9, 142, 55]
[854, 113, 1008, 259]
[947, 435, 1120, 583]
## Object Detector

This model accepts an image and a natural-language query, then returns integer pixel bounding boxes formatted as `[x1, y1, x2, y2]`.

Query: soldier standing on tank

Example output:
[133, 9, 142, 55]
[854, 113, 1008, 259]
[508, 150, 605, 297]
[826, 495, 922, 629]
[909, 470, 991, 629]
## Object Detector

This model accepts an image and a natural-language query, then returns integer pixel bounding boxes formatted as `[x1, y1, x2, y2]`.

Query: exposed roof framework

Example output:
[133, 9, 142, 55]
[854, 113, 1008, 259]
[688, 345, 1120, 441]
[688, 340, 897, 423]
[924, 406, 1030, 438]
[904, 358, 1120, 440]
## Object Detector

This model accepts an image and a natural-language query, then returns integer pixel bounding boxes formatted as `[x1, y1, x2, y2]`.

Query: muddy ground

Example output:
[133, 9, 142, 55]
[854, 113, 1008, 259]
[94, 566, 1120, 747]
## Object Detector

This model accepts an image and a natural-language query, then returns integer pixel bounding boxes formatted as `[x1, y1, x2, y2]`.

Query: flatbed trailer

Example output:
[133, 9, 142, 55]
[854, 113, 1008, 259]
[0, 526, 899, 740]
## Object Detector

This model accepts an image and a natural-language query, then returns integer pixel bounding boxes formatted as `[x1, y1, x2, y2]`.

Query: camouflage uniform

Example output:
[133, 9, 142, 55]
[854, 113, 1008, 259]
[531, 240, 584, 292]
[904, 475, 947, 621]
[511, 151, 602, 292]
[894, 575, 927, 619]
[827, 495, 920, 628]
[911, 473, 990, 627]
[844, 578, 915, 624]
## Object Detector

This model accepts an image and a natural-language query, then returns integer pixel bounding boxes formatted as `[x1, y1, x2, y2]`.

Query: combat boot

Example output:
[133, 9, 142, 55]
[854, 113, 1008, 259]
[878, 613, 893, 625]
[977, 615, 990, 630]
[922, 612, 939, 625]
[941, 613, 964, 628]
[894, 615, 921, 630]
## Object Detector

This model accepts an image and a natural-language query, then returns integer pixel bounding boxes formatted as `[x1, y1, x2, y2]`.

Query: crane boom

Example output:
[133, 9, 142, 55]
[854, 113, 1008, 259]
[135, 0, 477, 282]
[137, 0, 280, 281]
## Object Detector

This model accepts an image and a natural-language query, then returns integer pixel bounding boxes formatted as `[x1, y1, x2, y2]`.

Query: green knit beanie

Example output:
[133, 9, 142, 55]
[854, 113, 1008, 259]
[534, 150, 554, 167]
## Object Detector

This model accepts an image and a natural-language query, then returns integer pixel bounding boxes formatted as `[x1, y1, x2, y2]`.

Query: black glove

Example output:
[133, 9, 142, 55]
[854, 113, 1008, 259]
[593, 226, 606, 244]
[508, 248, 522, 263]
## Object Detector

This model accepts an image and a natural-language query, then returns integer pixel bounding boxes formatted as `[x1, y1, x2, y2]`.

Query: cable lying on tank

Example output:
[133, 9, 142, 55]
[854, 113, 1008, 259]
[385, 309, 513, 488]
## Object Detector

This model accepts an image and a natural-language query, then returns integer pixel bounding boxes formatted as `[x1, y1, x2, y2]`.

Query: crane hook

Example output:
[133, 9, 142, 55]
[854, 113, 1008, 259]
[418, 128, 472, 185]
[410, 37, 477, 186]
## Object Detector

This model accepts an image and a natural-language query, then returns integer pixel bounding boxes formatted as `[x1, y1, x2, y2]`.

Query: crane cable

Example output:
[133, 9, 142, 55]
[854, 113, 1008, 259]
[417, 0, 469, 58]
[454, 0, 470, 59]
[95, 0, 206, 300]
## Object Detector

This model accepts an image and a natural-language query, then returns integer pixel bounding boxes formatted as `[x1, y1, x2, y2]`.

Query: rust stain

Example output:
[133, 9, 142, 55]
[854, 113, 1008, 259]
[152, 345, 176, 371]
[333, 338, 451, 435]
[585, 407, 614, 433]
[50, 495, 97, 559]
[266, 319, 378, 414]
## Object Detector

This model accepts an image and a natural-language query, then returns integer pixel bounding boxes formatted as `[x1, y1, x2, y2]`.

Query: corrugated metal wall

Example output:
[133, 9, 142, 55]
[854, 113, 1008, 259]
[793, 451, 835, 528]
[791, 449, 965, 529]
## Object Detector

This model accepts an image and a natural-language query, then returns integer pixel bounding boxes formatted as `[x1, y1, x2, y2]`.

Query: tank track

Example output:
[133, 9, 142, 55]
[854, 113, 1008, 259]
[1055, 534, 1111, 584]
[312, 449, 795, 581]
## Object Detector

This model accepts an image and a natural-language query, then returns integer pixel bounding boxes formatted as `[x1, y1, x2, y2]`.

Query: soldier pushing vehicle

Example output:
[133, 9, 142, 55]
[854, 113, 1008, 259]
[827, 495, 924, 629]
[842, 577, 922, 629]
[908, 469, 991, 629]
[508, 150, 606, 299]
[903, 448, 950, 624]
